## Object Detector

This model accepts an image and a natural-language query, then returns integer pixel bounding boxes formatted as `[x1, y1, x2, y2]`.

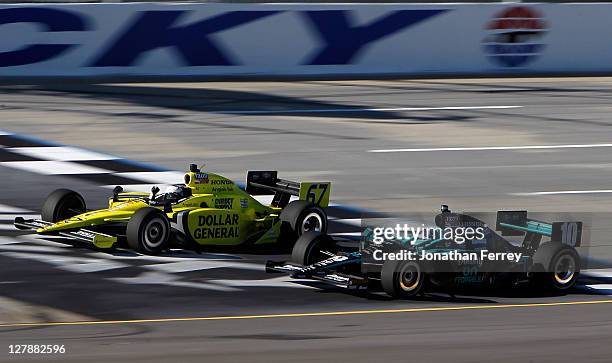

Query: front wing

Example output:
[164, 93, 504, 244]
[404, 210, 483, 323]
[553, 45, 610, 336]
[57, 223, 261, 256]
[266, 252, 368, 289]
[14, 217, 117, 248]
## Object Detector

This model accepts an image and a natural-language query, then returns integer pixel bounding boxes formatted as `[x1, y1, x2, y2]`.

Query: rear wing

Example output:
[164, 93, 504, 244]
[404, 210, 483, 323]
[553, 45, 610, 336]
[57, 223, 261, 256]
[496, 210, 582, 247]
[246, 171, 331, 208]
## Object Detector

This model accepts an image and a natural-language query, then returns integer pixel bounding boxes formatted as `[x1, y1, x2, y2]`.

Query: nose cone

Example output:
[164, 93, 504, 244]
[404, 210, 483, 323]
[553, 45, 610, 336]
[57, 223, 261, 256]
[37, 212, 92, 233]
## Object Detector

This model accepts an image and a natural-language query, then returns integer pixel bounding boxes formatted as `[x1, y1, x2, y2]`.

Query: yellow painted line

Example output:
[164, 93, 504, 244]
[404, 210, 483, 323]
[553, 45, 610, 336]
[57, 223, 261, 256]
[1, 299, 611, 328]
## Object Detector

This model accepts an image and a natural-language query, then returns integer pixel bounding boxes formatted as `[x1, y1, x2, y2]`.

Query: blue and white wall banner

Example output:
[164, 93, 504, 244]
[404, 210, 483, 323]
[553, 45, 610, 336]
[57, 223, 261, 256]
[0, 3, 610, 77]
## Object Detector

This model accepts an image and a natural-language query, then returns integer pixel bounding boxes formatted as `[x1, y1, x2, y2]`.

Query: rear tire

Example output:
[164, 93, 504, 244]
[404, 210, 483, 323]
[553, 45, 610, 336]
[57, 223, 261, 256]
[530, 242, 580, 291]
[127, 208, 170, 255]
[280, 201, 327, 244]
[291, 231, 336, 265]
[41, 189, 86, 222]
[381, 260, 426, 299]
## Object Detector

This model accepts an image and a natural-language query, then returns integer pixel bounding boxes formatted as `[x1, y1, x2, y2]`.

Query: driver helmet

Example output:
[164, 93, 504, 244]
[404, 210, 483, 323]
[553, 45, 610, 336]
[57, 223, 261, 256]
[165, 185, 182, 195]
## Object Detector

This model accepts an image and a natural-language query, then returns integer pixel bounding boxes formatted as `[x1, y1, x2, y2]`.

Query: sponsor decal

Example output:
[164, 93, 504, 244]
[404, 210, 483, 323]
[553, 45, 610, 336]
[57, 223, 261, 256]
[193, 213, 240, 239]
[211, 179, 233, 185]
[0, 8, 447, 68]
[0, 8, 90, 67]
[482, 6, 547, 67]
[240, 198, 248, 209]
[195, 172, 209, 184]
[301, 10, 447, 64]
[214, 198, 233, 209]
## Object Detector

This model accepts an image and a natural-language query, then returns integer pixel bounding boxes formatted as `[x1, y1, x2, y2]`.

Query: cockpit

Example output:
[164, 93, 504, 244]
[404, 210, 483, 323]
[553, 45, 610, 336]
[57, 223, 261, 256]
[149, 184, 192, 205]
[434, 207, 522, 253]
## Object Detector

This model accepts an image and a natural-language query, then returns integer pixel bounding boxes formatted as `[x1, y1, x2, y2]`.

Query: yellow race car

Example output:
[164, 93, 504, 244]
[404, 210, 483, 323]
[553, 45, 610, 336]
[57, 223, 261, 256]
[15, 164, 331, 255]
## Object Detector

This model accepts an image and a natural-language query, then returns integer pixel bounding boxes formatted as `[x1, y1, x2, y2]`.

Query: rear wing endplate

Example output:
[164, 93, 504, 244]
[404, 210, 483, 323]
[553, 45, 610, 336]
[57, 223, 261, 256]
[496, 211, 582, 247]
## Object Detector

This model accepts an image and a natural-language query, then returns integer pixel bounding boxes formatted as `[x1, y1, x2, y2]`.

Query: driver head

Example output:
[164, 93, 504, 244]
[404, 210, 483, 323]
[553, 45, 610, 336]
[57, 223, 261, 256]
[165, 185, 181, 195]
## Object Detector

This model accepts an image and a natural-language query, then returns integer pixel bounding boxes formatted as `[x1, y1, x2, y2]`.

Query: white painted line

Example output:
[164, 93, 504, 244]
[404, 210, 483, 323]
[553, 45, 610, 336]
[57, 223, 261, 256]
[584, 284, 612, 290]
[0, 245, 66, 253]
[0, 237, 24, 245]
[143, 260, 262, 273]
[0, 204, 32, 214]
[113, 171, 185, 184]
[581, 284, 612, 295]
[88, 250, 243, 263]
[512, 190, 612, 196]
[22, 237, 80, 248]
[0, 215, 40, 222]
[0, 252, 128, 273]
[369, 143, 612, 153]
[0, 161, 111, 175]
[581, 270, 612, 279]
[219, 105, 522, 115]
[0, 225, 16, 231]
[101, 184, 163, 192]
[210, 276, 316, 289]
[111, 271, 240, 292]
[8, 147, 118, 162]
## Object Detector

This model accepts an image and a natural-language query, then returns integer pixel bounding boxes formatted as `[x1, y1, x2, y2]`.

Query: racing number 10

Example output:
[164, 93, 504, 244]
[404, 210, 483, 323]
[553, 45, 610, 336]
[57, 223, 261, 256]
[560, 222, 579, 247]
[306, 184, 328, 205]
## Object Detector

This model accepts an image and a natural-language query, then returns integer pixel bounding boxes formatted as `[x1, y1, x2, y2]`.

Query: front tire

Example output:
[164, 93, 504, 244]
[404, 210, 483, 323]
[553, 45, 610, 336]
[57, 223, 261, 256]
[381, 260, 427, 299]
[530, 242, 580, 291]
[127, 208, 170, 255]
[41, 189, 86, 222]
[291, 231, 336, 265]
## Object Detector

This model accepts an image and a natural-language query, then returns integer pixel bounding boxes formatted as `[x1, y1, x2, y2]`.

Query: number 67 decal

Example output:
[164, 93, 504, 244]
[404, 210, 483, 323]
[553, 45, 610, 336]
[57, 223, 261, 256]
[552, 221, 582, 247]
[305, 183, 329, 205]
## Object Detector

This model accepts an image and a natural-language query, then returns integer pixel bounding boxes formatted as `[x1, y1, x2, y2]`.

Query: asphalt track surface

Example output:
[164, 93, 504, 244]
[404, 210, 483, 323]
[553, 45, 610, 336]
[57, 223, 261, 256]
[1, 78, 612, 362]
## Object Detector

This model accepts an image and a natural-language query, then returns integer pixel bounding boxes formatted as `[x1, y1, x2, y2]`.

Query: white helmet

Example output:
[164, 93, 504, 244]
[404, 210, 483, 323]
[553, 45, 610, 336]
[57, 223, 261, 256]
[164, 185, 181, 195]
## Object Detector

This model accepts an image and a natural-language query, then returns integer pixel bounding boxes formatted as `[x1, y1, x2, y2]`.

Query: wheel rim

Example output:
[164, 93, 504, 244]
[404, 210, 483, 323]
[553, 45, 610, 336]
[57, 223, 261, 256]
[554, 254, 576, 285]
[399, 263, 421, 292]
[144, 218, 167, 248]
[301, 212, 323, 233]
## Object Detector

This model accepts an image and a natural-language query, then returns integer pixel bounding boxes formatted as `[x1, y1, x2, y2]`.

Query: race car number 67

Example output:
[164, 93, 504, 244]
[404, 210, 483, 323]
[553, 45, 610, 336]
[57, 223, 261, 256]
[306, 184, 328, 205]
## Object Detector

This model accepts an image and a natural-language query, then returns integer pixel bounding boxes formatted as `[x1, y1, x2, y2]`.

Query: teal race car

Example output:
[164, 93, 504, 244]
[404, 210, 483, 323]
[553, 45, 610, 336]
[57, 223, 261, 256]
[267, 206, 583, 299]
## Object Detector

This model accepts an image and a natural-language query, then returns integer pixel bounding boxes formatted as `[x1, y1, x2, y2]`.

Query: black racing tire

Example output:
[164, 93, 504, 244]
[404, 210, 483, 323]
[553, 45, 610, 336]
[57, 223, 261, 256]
[41, 189, 86, 223]
[530, 242, 580, 292]
[280, 201, 328, 243]
[381, 260, 427, 299]
[127, 208, 170, 255]
[291, 231, 336, 265]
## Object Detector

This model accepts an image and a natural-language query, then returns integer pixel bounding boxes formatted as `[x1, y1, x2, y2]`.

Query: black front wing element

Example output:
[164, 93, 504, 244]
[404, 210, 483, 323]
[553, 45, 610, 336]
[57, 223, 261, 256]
[14, 217, 116, 246]
[266, 252, 368, 289]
